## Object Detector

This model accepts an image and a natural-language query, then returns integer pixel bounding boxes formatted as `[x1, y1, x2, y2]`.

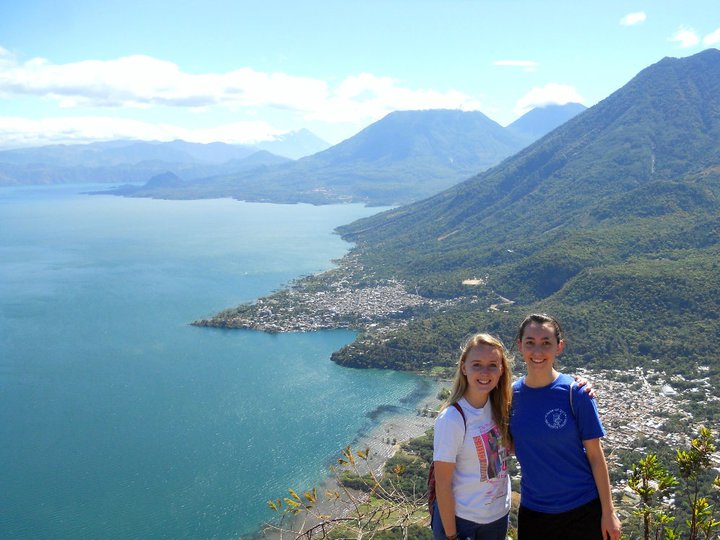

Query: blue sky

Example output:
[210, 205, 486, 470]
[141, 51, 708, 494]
[0, 0, 718, 148]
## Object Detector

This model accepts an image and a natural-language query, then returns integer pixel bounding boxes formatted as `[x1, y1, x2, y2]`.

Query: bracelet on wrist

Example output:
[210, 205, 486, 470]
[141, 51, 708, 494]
[446, 535, 458, 540]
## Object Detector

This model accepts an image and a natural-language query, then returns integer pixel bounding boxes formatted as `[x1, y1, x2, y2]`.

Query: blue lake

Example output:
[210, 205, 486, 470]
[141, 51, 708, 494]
[0, 185, 427, 539]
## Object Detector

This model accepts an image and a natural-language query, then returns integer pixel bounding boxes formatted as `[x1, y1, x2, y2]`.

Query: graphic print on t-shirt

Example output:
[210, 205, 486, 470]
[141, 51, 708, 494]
[473, 426, 507, 480]
[545, 408, 568, 429]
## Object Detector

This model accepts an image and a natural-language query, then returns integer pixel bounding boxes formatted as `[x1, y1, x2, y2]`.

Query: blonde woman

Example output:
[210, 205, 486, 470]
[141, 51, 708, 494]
[432, 333, 513, 540]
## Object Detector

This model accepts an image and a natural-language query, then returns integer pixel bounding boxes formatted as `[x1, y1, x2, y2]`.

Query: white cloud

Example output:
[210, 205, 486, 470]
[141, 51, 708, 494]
[0, 116, 285, 147]
[704, 28, 720, 45]
[0, 53, 483, 136]
[308, 73, 483, 125]
[620, 12, 647, 26]
[513, 84, 585, 117]
[493, 60, 539, 73]
[0, 54, 330, 111]
[670, 27, 700, 48]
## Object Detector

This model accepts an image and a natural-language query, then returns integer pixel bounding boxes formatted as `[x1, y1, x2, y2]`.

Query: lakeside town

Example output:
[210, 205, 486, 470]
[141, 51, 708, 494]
[547, 367, 720, 508]
[194, 277, 434, 332]
[192, 256, 456, 332]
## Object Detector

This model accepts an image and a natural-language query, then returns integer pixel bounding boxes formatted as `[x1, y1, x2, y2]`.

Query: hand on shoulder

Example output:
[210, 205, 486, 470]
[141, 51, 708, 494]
[573, 374, 596, 399]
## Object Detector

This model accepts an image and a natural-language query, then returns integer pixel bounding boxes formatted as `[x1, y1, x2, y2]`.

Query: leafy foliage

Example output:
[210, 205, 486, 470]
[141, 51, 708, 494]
[625, 427, 720, 540]
[628, 453, 679, 540]
[265, 446, 430, 540]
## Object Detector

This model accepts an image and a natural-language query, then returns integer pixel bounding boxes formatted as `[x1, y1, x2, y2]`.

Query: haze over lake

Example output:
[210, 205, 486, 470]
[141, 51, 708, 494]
[0, 185, 428, 540]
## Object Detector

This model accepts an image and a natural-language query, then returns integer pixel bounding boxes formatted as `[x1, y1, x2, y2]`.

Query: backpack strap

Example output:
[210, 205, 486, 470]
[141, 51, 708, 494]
[452, 402, 467, 433]
[446, 402, 468, 448]
[569, 381, 576, 417]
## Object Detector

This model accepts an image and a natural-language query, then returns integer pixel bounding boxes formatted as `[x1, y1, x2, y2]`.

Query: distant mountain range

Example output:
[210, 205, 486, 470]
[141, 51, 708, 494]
[0, 130, 327, 186]
[0, 105, 585, 205]
[115, 105, 585, 205]
[329, 48, 720, 391]
[506, 102, 587, 142]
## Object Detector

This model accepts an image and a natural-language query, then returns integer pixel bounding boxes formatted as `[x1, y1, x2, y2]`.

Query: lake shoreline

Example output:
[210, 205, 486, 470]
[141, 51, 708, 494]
[258, 376, 448, 539]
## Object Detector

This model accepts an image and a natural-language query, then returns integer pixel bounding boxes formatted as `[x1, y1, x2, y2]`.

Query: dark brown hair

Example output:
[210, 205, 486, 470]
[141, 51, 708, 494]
[515, 313, 564, 344]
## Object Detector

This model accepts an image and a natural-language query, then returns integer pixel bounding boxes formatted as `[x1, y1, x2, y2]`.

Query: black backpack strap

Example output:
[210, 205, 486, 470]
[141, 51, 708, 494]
[452, 402, 467, 431]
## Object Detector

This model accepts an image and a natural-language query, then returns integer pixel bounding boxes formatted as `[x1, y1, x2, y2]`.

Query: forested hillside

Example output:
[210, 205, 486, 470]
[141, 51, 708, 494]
[330, 49, 720, 420]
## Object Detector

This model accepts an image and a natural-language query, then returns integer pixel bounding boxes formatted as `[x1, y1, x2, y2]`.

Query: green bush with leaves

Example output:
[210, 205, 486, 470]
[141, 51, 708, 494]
[626, 427, 720, 540]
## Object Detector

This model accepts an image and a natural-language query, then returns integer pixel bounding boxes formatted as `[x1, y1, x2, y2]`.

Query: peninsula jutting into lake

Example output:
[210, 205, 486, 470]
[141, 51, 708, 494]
[193, 254, 453, 331]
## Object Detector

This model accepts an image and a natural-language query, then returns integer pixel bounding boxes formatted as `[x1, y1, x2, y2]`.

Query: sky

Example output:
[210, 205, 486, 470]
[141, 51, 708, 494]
[0, 0, 718, 148]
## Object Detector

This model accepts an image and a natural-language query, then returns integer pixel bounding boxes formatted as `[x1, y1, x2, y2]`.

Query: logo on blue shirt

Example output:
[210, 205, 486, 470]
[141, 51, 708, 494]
[544, 408, 568, 429]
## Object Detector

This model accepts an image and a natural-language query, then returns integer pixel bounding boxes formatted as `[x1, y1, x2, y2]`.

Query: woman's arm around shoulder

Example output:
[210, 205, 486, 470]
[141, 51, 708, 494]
[583, 438, 622, 540]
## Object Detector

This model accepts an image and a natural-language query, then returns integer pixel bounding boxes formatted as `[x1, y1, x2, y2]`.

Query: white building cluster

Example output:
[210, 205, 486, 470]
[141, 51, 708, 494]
[208, 279, 436, 332]
[576, 367, 719, 509]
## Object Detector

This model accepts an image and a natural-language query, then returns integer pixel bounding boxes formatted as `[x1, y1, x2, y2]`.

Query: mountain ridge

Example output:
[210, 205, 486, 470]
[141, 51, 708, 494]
[116, 105, 585, 205]
[340, 49, 720, 249]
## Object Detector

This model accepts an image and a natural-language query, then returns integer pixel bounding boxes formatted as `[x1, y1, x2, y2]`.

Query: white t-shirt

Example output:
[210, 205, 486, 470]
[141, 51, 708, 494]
[433, 397, 511, 524]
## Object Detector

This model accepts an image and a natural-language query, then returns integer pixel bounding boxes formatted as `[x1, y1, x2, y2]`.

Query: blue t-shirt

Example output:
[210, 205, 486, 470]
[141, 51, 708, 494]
[510, 373, 606, 513]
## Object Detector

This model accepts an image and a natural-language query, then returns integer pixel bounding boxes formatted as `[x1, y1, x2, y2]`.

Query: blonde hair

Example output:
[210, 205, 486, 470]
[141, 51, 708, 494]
[445, 333, 513, 444]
